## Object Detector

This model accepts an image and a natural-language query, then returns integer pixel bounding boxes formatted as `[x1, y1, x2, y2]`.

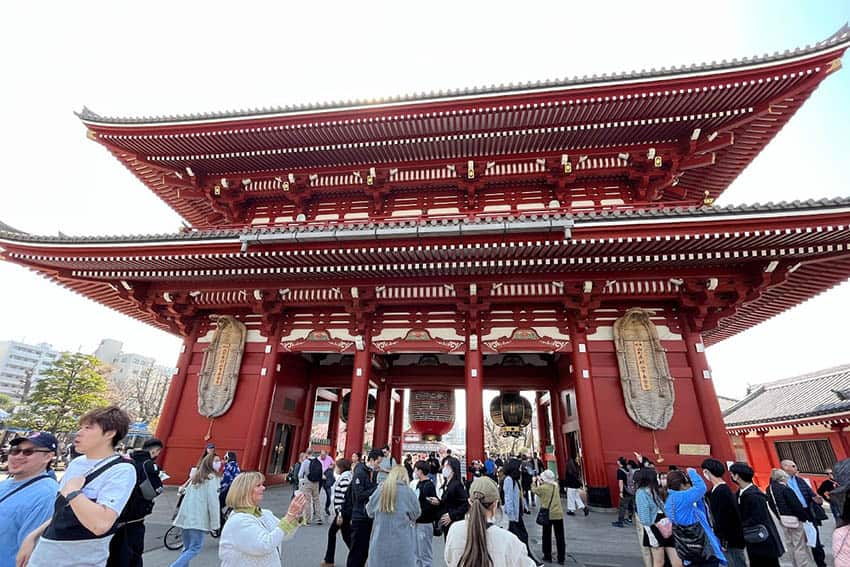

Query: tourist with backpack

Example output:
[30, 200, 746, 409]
[612, 457, 637, 528]
[299, 449, 325, 525]
[107, 438, 165, 567]
[17, 406, 137, 567]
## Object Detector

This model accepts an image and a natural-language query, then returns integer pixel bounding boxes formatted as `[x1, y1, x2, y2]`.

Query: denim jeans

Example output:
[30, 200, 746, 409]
[170, 528, 205, 567]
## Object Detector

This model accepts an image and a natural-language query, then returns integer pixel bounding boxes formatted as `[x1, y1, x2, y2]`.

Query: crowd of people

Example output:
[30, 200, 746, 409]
[607, 453, 850, 567]
[286, 446, 575, 567]
[4, 412, 850, 567]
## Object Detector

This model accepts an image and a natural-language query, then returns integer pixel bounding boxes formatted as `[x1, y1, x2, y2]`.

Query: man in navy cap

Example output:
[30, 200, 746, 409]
[0, 432, 60, 567]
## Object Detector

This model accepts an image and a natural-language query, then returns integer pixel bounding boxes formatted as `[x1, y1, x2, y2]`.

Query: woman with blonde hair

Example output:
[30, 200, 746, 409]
[218, 472, 307, 567]
[365, 465, 421, 566]
[170, 453, 222, 567]
[445, 476, 536, 567]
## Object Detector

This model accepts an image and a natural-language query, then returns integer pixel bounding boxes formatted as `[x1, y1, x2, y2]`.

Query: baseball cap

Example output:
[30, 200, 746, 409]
[11, 432, 59, 454]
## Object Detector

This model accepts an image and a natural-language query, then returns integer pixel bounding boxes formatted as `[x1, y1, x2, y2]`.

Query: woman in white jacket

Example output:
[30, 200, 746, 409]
[171, 453, 222, 567]
[219, 471, 308, 567]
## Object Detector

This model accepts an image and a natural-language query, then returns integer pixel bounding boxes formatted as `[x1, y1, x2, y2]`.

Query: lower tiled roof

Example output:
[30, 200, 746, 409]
[2, 197, 850, 245]
[724, 363, 850, 427]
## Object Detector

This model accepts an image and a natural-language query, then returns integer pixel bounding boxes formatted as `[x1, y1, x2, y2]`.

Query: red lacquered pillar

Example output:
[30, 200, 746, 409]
[373, 385, 392, 449]
[344, 346, 371, 457]
[465, 344, 485, 471]
[327, 399, 341, 457]
[155, 319, 200, 465]
[243, 323, 283, 470]
[569, 326, 608, 493]
[681, 318, 736, 464]
[549, 388, 568, 479]
[536, 392, 551, 460]
[391, 389, 405, 462]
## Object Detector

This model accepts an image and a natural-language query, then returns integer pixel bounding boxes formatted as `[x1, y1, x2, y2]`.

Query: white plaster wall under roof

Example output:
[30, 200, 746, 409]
[370, 327, 465, 342]
[277, 327, 358, 343]
[481, 326, 571, 341]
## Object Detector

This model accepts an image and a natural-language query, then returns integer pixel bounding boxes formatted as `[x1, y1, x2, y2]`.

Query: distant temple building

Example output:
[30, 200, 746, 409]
[725, 364, 850, 486]
[1, 25, 849, 506]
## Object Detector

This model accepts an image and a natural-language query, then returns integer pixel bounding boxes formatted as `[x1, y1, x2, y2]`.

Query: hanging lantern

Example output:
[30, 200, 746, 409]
[340, 392, 377, 424]
[489, 392, 533, 438]
[409, 390, 455, 441]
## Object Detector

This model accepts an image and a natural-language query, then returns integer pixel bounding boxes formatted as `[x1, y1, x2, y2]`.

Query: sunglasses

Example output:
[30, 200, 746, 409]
[9, 447, 53, 456]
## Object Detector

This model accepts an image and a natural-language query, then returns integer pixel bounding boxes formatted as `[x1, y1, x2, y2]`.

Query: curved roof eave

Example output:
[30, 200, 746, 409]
[76, 24, 850, 128]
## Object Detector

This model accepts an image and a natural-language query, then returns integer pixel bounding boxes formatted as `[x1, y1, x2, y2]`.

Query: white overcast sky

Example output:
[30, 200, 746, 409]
[1, 1, 849, 399]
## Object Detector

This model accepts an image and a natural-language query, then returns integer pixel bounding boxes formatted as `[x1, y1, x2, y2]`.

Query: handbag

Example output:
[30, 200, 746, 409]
[654, 516, 673, 539]
[670, 494, 714, 563]
[652, 495, 672, 538]
[742, 524, 769, 544]
[769, 486, 801, 529]
[535, 485, 556, 527]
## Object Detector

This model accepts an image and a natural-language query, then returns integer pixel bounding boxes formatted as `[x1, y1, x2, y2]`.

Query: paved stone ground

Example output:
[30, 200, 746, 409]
[140, 485, 839, 567]
[141, 485, 649, 567]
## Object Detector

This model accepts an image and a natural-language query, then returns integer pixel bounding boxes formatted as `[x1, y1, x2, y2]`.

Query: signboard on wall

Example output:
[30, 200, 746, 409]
[679, 443, 711, 456]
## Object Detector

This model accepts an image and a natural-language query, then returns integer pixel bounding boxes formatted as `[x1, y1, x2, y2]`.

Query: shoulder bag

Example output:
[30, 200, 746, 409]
[742, 524, 769, 543]
[769, 486, 801, 529]
[0, 474, 50, 506]
[670, 494, 714, 563]
[652, 495, 673, 539]
[535, 485, 556, 527]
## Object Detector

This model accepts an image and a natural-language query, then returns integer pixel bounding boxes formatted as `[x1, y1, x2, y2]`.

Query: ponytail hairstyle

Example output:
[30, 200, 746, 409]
[458, 477, 500, 567]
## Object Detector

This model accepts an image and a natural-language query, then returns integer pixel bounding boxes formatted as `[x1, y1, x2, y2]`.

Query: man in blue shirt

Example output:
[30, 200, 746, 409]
[0, 432, 60, 567]
[781, 459, 826, 567]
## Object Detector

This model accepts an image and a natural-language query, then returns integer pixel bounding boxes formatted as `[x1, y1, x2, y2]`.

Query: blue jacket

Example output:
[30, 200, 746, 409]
[664, 469, 726, 565]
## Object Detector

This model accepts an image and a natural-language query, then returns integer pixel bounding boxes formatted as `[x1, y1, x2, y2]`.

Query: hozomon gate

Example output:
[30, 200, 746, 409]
[2, 26, 849, 506]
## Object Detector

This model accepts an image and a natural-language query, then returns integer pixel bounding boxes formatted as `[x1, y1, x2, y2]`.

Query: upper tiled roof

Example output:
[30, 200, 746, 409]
[724, 363, 850, 427]
[76, 24, 849, 126]
[2, 197, 849, 245]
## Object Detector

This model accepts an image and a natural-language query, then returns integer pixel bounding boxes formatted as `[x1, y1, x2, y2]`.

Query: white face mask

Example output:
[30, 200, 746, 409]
[442, 467, 452, 478]
[213, 461, 222, 471]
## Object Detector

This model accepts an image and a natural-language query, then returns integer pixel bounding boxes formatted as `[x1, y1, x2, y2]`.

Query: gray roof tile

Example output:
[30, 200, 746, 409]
[724, 363, 850, 427]
[76, 24, 850, 126]
[2, 197, 849, 245]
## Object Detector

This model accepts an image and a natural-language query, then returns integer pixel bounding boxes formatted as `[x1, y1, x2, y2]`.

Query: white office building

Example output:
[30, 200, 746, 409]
[0, 341, 62, 401]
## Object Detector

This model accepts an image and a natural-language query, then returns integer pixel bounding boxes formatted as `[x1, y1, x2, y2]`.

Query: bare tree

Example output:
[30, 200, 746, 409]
[105, 363, 170, 423]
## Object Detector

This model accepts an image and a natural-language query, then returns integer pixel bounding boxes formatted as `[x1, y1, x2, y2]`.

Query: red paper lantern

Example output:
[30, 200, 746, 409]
[409, 390, 455, 441]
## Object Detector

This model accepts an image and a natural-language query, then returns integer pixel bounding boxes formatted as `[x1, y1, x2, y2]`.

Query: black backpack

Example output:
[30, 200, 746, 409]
[118, 457, 159, 522]
[307, 458, 323, 482]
